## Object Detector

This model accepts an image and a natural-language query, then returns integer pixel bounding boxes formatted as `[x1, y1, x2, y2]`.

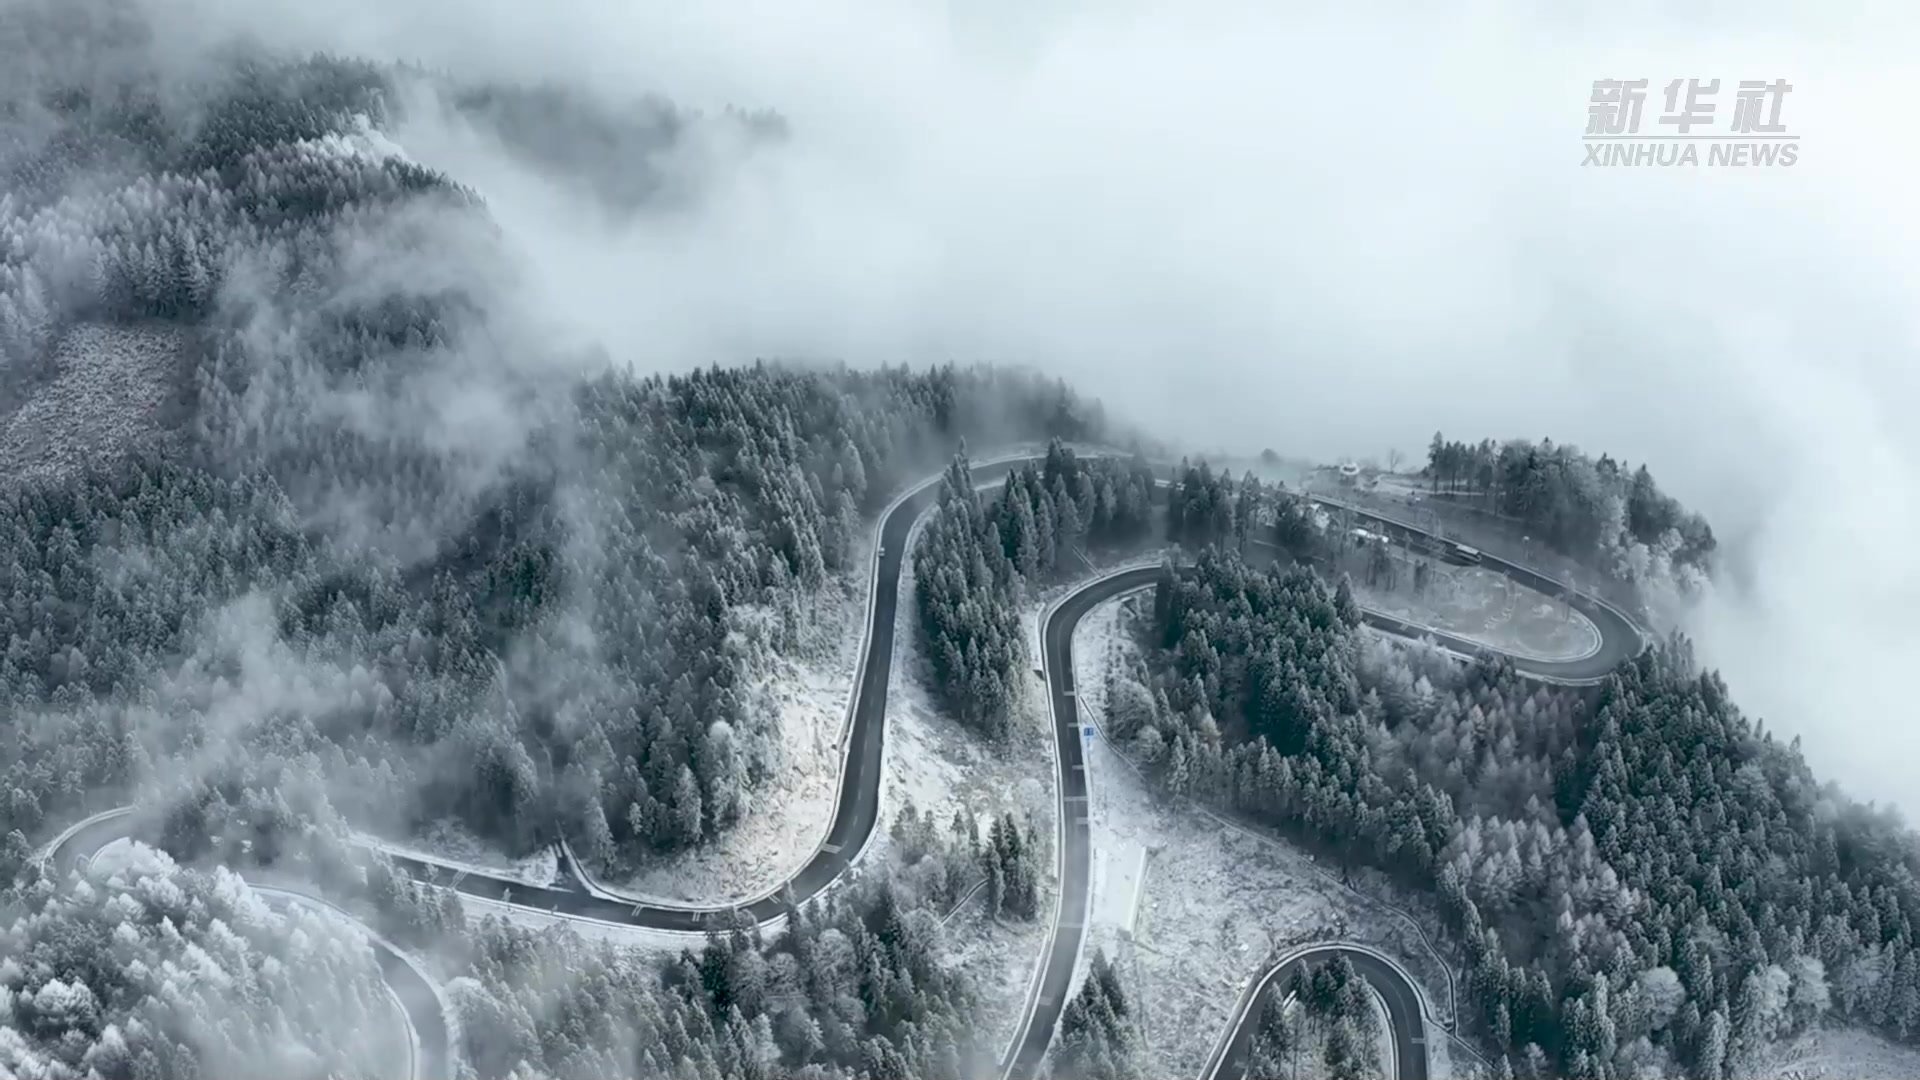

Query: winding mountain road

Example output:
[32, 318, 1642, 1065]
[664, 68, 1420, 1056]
[1304, 495, 1644, 685]
[1019, 565, 1444, 1080]
[41, 454, 1647, 1080]
[375, 455, 1049, 930]
[39, 452, 1047, 1080]
[40, 809, 451, 1080]
[1024, 529, 1644, 1080]
[1198, 943, 1431, 1080]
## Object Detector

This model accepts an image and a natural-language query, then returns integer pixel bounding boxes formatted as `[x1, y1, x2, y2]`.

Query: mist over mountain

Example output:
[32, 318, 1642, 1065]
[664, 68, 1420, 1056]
[91, 0, 1920, 812]
[5, 3, 1920, 1080]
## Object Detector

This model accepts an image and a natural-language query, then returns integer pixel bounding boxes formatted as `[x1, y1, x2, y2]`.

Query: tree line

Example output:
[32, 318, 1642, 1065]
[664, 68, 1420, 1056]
[452, 875, 983, 1080]
[1247, 955, 1386, 1080]
[912, 441, 1158, 736]
[1097, 536, 1920, 1079]
[1052, 950, 1141, 1080]
[2, 2, 1112, 892]
[0, 840, 401, 1080]
[2, 815, 996, 1080]
[1425, 433, 1715, 577]
[0, 8, 1086, 1080]
[888, 798, 1045, 923]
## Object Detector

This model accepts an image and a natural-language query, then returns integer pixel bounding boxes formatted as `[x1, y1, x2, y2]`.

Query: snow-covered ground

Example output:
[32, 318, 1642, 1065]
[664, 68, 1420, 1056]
[614, 559, 869, 904]
[875, 516, 1062, 1060]
[1369, 984, 1396, 1080]
[1311, 479, 1653, 630]
[429, 520, 1066, 970]
[1095, 839, 1149, 934]
[1372, 472, 1430, 499]
[1066, 592, 1466, 1080]
[361, 822, 558, 889]
[0, 322, 183, 486]
[1748, 1025, 1920, 1080]
[360, 504, 872, 908]
[83, 838, 415, 1072]
[1263, 986, 1398, 1080]
[1350, 557, 1601, 663]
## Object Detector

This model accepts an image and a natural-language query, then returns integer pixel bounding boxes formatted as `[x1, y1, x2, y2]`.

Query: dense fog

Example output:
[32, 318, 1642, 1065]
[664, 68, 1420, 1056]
[121, 0, 1920, 810]
[8, 5, 1920, 1080]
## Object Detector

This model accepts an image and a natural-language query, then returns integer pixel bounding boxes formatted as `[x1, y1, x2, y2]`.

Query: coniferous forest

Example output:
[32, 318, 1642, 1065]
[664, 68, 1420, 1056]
[1085, 485, 1920, 1079]
[911, 442, 1158, 735]
[1422, 434, 1716, 577]
[0, 0, 1108, 874]
[2, 4, 1916, 1080]
[0, 4, 1090, 1076]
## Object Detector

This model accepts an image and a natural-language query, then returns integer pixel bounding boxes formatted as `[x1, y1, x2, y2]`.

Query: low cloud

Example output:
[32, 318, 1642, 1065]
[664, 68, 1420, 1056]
[133, 0, 1920, 811]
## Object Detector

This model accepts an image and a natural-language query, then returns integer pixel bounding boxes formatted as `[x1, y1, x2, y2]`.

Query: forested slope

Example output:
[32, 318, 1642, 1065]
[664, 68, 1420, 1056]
[453, 879, 981, 1080]
[11, 8, 1906, 1080]
[1422, 434, 1715, 583]
[0, 0, 1108, 882]
[900, 445, 1920, 1078]
[912, 441, 1158, 735]
[0, 1, 1106, 1075]
[1095, 530, 1920, 1079]
[1, 841, 401, 1080]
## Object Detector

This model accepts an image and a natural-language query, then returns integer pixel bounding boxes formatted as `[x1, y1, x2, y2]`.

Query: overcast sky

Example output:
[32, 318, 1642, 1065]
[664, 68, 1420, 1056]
[141, 0, 1920, 812]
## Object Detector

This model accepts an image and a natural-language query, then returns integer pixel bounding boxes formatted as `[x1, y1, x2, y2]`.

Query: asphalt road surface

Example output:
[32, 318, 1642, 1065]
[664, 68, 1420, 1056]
[1001, 564, 1158, 1080]
[1016, 510, 1646, 1079]
[377, 455, 1039, 928]
[43, 810, 452, 1080]
[43, 454, 1646, 1080]
[1201, 946, 1429, 1080]
[1306, 495, 1645, 684]
[1017, 565, 1437, 1080]
[38, 455, 1045, 1080]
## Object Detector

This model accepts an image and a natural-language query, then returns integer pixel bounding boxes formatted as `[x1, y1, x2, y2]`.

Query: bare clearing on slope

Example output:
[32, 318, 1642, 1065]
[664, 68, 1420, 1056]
[612, 539, 871, 905]
[0, 322, 189, 486]
[1072, 592, 1465, 1080]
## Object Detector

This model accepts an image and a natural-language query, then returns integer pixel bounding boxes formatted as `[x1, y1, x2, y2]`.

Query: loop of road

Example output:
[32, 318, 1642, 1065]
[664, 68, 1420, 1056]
[40, 452, 1646, 1080]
